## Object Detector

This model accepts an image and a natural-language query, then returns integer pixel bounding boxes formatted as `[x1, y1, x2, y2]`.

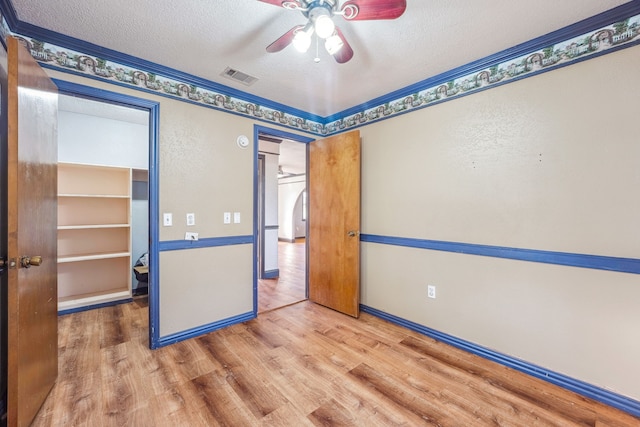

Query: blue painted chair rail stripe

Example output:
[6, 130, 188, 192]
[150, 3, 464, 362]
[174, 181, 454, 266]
[159, 235, 254, 251]
[360, 234, 640, 275]
[361, 305, 640, 418]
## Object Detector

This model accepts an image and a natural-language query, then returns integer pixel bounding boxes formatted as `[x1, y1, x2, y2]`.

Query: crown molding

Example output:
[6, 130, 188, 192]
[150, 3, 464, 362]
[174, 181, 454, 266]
[326, 0, 640, 123]
[1, 1, 639, 136]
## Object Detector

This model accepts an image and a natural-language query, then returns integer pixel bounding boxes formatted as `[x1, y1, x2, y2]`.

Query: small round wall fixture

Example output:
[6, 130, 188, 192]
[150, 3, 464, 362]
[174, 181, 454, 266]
[237, 134, 250, 149]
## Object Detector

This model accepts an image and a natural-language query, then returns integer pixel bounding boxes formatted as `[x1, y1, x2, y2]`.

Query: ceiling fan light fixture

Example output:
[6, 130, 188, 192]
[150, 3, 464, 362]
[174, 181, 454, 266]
[292, 26, 313, 52]
[262, 0, 406, 64]
[310, 8, 335, 39]
[325, 33, 344, 55]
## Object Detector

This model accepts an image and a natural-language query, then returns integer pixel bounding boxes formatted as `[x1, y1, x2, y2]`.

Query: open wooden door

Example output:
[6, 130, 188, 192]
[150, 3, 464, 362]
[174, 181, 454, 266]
[308, 130, 360, 317]
[4, 37, 59, 427]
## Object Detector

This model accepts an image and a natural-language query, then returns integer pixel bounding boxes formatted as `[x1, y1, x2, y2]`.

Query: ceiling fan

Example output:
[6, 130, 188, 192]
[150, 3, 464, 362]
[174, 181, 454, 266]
[260, 0, 407, 64]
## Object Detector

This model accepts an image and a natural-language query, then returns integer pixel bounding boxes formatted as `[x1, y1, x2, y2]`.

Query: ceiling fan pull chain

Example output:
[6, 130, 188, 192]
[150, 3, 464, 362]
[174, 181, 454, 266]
[314, 34, 320, 63]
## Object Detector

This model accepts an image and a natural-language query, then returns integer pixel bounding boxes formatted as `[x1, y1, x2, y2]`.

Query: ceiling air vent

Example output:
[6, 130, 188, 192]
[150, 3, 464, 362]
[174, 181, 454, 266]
[221, 67, 258, 86]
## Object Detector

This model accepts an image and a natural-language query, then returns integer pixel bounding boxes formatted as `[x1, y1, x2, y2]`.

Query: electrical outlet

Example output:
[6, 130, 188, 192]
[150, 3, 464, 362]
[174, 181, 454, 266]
[163, 213, 172, 226]
[233, 212, 241, 224]
[428, 285, 436, 299]
[185, 232, 199, 241]
[186, 213, 195, 226]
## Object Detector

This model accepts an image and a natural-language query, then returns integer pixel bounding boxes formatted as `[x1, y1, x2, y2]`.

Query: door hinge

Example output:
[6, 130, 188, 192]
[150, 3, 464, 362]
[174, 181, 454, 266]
[0, 257, 18, 272]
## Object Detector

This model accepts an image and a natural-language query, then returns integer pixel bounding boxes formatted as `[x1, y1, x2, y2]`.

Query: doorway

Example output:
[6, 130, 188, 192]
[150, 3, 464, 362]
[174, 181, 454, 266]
[54, 79, 160, 347]
[58, 93, 149, 301]
[254, 126, 314, 314]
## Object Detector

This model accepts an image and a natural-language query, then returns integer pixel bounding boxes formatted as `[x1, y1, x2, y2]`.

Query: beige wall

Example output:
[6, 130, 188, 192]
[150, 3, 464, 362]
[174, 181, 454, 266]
[359, 45, 640, 400]
[159, 245, 253, 336]
[157, 99, 253, 241]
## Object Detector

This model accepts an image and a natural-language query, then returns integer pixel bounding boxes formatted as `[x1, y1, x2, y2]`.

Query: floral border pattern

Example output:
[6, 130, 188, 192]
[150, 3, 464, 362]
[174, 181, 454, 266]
[325, 14, 640, 133]
[0, 14, 325, 134]
[0, 12, 639, 136]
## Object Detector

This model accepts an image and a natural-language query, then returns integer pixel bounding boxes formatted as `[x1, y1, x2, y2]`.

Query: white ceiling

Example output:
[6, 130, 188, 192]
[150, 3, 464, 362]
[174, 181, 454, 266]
[278, 139, 307, 176]
[11, 0, 629, 118]
[59, 94, 149, 125]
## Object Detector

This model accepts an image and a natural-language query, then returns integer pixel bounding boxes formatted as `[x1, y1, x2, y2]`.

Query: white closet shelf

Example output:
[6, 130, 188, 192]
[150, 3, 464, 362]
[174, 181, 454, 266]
[58, 288, 131, 312]
[58, 251, 130, 263]
[58, 194, 129, 198]
[57, 162, 132, 312]
[58, 224, 130, 230]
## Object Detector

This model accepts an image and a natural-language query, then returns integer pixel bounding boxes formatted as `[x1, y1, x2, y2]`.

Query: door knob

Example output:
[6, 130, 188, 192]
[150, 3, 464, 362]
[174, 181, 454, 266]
[347, 230, 359, 237]
[21, 256, 42, 268]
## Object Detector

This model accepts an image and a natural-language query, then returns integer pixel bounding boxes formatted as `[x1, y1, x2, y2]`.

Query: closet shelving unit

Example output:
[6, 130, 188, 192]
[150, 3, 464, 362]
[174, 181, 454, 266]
[57, 162, 132, 311]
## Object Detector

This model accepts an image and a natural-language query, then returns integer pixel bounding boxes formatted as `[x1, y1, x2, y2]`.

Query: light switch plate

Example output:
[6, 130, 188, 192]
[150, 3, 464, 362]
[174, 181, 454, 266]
[233, 212, 241, 224]
[224, 212, 231, 224]
[163, 213, 172, 226]
[186, 213, 195, 226]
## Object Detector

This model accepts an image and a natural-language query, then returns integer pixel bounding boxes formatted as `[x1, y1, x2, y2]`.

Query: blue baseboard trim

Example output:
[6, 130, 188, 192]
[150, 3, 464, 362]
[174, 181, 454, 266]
[57, 298, 133, 316]
[153, 311, 255, 349]
[361, 234, 640, 275]
[158, 235, 253, 252]
[263, 269, 280, 279]
[360, 304, 640, 418]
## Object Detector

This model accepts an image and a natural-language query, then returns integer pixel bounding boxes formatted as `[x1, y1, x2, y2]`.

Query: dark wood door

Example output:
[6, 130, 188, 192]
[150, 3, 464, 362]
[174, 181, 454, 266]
[4, 36, 59, 427]
[308, 130, 361, 317]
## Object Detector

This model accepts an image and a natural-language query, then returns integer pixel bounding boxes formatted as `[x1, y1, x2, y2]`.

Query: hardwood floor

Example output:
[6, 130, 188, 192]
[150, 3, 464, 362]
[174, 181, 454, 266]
[33, 296, 639, 426]
[258, 240, 306, 313]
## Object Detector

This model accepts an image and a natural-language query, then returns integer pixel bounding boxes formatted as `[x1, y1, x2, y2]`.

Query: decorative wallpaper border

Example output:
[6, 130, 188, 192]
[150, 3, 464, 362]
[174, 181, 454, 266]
[325, 12, 640, 133]
[0, 6, 639, 136]
[0, 10, 326, 135]
[17, 37, 326, 134]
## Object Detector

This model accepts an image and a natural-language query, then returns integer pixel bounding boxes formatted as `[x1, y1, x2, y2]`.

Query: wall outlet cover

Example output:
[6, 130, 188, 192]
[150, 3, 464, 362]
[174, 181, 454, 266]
[186, 213, 195, 226]
[428, 285, 436, 299]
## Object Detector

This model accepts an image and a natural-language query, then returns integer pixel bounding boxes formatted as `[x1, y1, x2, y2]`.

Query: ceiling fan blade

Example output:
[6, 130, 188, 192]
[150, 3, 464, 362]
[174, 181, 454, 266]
[332, 27, 354, 64]
[340, 0, 406, 21]
[257, 0, 284, 5]
[257, 0, 304, 9]
[266, 25, 305, 53]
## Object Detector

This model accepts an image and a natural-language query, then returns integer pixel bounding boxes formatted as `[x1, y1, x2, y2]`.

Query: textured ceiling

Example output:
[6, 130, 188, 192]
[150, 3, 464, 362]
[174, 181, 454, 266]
[59, 95, 149, 125]
[11, 0, 630, 117]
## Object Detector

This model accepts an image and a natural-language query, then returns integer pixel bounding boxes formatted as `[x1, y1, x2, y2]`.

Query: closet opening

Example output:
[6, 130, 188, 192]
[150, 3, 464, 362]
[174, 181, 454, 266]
[54, 80, 160, 348]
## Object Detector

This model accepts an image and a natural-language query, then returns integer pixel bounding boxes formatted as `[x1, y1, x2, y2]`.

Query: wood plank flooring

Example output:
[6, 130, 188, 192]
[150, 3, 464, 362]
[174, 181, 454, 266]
[258, 240, 306, 313]
[33, 297, 639, 426]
